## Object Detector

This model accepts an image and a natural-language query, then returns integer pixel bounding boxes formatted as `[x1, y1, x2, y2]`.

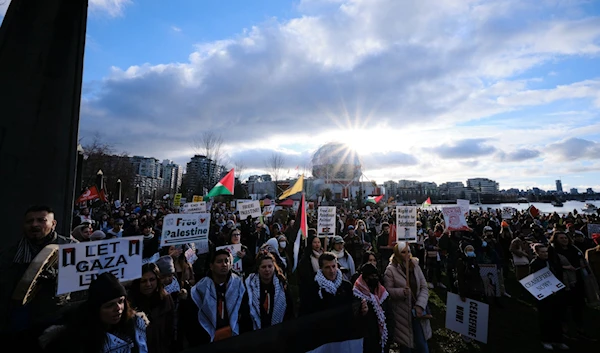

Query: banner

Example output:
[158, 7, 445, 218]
[445, 292, 489, 343]
[238, 200, 262, 219]
[317, 206, 336, 238]
[519, 267, 565, 300]
[216, 244, 244, 273]
[160, 213, 211, 248]
[173, 193, 182, 207]
[501, 207, 514, 220]
[442, 206, 470, 231]
[57, 236, 143, 295]
[457, 199, 470, 216]
[182, 201, 207, 214]
[395, 206, 417, 242]
[479, 264, 501, 297]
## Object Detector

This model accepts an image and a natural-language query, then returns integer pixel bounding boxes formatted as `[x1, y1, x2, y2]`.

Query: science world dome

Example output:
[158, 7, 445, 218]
[311, 142, 362, 181]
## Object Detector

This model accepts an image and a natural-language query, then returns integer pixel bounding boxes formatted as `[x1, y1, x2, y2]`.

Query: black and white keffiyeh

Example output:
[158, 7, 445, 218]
[245, 273, 287, 330]
[315, 269, 343, 299]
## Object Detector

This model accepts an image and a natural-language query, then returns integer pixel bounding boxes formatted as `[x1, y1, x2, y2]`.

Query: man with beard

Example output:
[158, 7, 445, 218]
[0, 205, 76, 351]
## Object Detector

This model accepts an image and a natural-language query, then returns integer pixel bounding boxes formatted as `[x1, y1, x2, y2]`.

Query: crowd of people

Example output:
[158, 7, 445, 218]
[1, 199, 599, 353]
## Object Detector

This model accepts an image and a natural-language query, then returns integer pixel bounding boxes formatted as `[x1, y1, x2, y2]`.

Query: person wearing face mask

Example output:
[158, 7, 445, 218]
[261, 237, 288, 274]
[353, 263, 391, 353]
[456, 244, 485, 303]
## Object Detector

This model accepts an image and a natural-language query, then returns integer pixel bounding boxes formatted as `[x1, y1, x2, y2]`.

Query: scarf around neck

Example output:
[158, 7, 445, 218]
[353, 275, 389, 352]
[331, 249, 346, 259]
[245, 273, 287, 330]
[315, 269, 343, 299]
[13, 231, 58, 264]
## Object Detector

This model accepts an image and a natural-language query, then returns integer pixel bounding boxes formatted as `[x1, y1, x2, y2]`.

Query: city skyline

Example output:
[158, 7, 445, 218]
[3, 0, 599, 192]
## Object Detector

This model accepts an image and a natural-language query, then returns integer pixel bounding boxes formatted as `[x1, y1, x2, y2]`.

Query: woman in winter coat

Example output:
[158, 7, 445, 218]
[331, 235, 356, 281]
[298, 233, 324, 316]
[39, 272, 149, 353]
[227, 227, 255, 276]
[456, 244, 485, 302]
[128, 263, 175, 353]
[242, 252, 294, 331]
[384, 242, 431, 353]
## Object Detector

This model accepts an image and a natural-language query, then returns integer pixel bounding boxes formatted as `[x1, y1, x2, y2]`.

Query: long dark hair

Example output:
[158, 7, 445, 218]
[255, 251, 287, 284]
[128, 263, 168, 313]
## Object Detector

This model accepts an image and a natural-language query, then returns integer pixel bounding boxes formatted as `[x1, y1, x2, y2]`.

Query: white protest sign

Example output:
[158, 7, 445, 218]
[457, 199, 470, 216]
[57, 236, 143, 295]
[396, 206, 417, 242]
[318, 206, 336, 238]
[263, 205, 275, 217]
[292, 201, 300, 212]
[442, 206, 470, 231]
[519, 267, 565, 300]
[114, 200, 121, 209]
[238, 200, 262, 219]
[160, 213, 211, 247]
[216, 244, 244, 273]
[182, 201, 207, 214]
[445, 292, 489, 343]
[501, 207, 514, 220]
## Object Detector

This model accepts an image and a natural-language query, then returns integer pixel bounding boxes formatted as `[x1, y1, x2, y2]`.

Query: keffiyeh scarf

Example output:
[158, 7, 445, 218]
[315, 269, 343, 299]
[245, 273, 287, 330]
[353, 276, 389, 352]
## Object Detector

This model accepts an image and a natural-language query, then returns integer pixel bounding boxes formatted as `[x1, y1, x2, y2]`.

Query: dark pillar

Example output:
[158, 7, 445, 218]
[116, 179, 122, 202]
[96, 169, 104, 191]
[0, 0, 89, 246]
[75, 145, 85, 200]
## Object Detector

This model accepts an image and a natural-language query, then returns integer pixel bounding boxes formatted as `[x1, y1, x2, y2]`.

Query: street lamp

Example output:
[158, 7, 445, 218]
[135, 184, 140, 204]
[116, 179, 122, 202]
[96, 169, 104, 191]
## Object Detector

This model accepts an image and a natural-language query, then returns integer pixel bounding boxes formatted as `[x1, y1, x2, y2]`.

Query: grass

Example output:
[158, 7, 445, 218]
[424, 273, 600, 353]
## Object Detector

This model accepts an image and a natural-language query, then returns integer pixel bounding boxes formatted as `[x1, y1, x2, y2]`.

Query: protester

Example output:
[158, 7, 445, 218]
[331, 235, 356, 281]
[298, 233, 323, 316]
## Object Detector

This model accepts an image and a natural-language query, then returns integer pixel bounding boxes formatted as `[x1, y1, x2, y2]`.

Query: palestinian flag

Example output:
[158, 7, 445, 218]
[422, 197, 432, 208]
[290, 193, 307, 272]
[366, 195, 383, 204]
[206, 168, 235, 197]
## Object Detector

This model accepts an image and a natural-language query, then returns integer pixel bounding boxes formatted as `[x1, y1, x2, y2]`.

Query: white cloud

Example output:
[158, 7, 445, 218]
[171, 26, 182, 33]
[80, 0, 600, 188]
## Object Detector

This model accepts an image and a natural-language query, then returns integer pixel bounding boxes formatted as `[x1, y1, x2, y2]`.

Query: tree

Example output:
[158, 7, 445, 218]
[265, 152, 285, 197]
[233, 159, 247, 182]
[80, 134, 136, 202]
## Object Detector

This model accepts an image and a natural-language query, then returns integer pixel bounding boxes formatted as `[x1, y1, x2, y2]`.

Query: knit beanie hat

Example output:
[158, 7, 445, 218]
[360, 262, 378, 277]
[88, 272, 127, 308]
[156, 255, 175, 275]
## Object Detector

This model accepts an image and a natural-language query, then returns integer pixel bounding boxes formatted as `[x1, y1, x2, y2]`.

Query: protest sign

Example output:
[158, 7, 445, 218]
[185, 247, 198, 264]
[182, 201, 207, 214]
[161, 213, 211, 248]
[238, 200, 262, 219]
[396, 206, 417, 242]
[457, 199, 470, 216]
[442, 206, 470, 231]
[318, 206, 336, 238]
[587, 224, 600, 238]
[519, 267, 565, 300]
[480, 264, 501, 297]
[263, 205, 275, 217]
[192, 195, 203, 202]
[173, 193, 182, 207]
[216, 244, 244, 273]
[501, 207, 514, 220]
[57, 236, 143, 295]
[445, 292, 489, 343]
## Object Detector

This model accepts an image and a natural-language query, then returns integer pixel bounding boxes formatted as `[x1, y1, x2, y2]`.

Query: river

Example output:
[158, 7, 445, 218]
[429, 200, 600, 215]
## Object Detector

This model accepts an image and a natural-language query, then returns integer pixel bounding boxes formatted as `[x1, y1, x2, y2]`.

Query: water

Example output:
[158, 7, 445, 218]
[430, 200, 600, 215]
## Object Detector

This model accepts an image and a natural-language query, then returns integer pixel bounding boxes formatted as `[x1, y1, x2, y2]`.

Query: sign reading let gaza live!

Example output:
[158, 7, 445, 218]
[161, 213, 211, 247]
[57, 236, 143, 295]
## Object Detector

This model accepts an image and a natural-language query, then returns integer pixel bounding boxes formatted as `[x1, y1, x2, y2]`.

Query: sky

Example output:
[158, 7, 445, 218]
[2, 0, 600, 192]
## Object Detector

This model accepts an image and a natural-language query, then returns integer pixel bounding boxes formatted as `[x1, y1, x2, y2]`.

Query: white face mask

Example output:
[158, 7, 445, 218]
[279, 241, 287, 249]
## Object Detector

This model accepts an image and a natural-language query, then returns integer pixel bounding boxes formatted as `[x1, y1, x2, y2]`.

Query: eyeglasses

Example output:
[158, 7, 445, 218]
[232, 233, 241, 236]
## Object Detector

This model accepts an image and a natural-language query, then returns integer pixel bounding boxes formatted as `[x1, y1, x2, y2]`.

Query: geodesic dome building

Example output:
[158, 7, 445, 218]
[311, 142, 362, 183]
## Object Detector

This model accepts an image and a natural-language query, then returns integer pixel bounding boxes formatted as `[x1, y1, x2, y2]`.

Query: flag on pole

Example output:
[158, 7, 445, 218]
[279, 174, 304, 200]
[206, 168, 235, 197]
[366, 195, 383, 204]
[290, 193, 307, 272]
[99, 189, 109, 203]
[422, 197, 432, 208]
[76, 186, 101, 204]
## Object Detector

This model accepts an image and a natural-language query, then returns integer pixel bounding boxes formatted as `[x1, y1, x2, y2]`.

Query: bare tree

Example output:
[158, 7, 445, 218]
[233, 160, 247, 181]
[265, 152, 286, 196]
[191, 132, 226, 194]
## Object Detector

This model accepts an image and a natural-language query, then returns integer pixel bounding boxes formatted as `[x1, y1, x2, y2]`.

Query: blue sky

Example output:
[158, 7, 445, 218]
[2, 0, 600, 192]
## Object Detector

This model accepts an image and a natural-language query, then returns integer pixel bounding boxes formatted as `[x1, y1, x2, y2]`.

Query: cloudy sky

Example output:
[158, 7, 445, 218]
[2, 0, 600, 192]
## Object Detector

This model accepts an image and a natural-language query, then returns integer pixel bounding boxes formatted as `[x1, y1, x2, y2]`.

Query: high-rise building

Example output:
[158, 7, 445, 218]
[467, 178, 499, 194]
[130, 156, 163, 199]
[570, 188, 578, 195]
[555, 180, 563, 193]
[185, 155, 226, 196]
[161, 159, 182, 194]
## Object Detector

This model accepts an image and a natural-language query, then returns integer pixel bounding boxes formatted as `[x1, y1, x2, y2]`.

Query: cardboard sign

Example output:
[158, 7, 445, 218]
[192, 195, 203, 202]
[173, 193, 182, 207]
[182, 201, 207, 214]
[160, 213, 211, 247]
[442, 206, 470, 231]
[457, 199, 470, 216]
[238, 200, 262, 219]
[501, 207, 514, 220]
[396, 206, 417, 242]
[519, 267, 565, 300]
[480, 264, 501, 297]
[263, 205, 275, 217]
[216, 244, 244, 273]
[318, 206, 336, 238]
[445, 292, 489, 343]
[57, 236, 143, 295]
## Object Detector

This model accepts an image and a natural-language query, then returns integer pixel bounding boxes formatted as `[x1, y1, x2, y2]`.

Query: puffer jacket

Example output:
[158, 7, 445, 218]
[383, 259, 432, 349]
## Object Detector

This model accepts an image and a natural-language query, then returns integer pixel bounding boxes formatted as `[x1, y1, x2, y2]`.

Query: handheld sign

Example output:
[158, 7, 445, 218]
[442, 206, 470, 231]
[519, 267, 565, 300]
[216, 244, 244, 273]
[396, 206, 417, 242]
[457, 199, 470, 216]
[238, 200, 262, 219]
[317, 206, 336, 238]
[161, 213, 211, 249]
[57, 236, 143, 295]
[182, 201, 207, 214]
[445, 292, 489, 343]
